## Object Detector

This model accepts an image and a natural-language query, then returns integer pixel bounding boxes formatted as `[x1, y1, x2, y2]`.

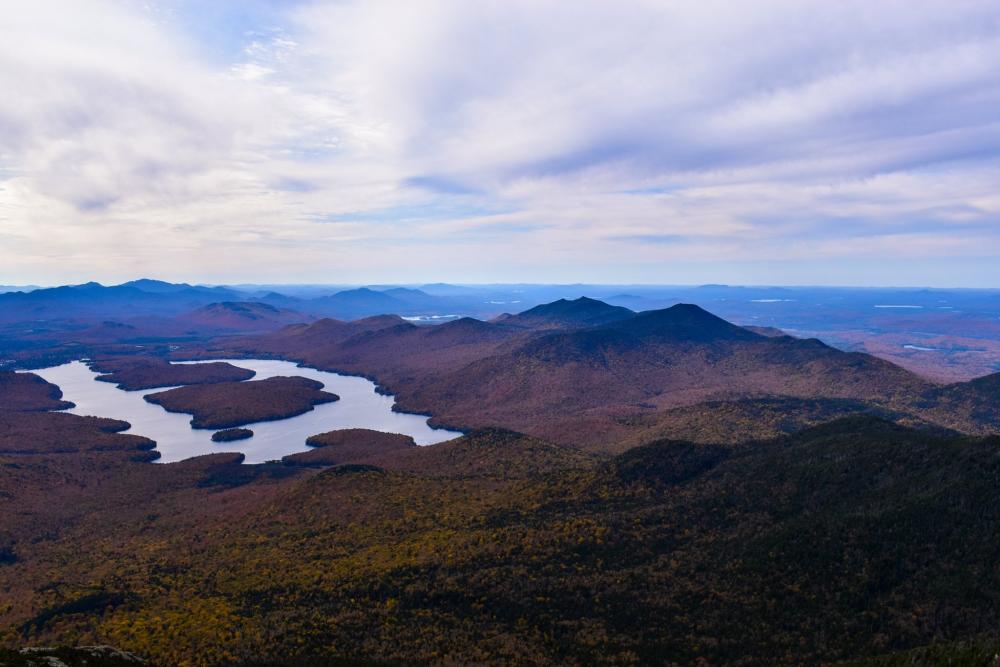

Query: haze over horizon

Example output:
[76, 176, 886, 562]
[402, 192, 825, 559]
[8, 278, 1000, 291]
[2, 1, 999, 286]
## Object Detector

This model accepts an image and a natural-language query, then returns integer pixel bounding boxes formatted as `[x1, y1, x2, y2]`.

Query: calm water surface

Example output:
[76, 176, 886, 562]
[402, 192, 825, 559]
[30, 359, 461, 463]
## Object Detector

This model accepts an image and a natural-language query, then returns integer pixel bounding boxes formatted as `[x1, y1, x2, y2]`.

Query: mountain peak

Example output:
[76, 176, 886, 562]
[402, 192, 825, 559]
[381, 287, 429, 296]
[120, 279, 192, 293]
[611, 303, 761, 341]
[197, 301, 282, 315]
[182, 301, 307, 331]
[505, 296, 635, 329]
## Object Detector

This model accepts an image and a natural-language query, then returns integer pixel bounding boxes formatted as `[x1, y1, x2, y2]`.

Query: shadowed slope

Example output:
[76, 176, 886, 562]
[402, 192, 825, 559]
[5, 419, 1000, 664]
[922, 371, 1000, 434]
[615, 396, 933, 449]
[609, 302, 762, 341]
[367, 427, 599, 478]
[500, 296, 635, 329]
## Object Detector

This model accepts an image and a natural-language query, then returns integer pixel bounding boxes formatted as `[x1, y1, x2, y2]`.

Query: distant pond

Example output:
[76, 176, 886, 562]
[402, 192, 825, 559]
[30, 359, 462, 463]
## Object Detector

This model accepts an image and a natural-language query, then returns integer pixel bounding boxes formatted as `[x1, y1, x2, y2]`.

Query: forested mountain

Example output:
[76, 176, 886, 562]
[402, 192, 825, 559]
[207, 299, 997, 448]
[3, 416, 1000, 665]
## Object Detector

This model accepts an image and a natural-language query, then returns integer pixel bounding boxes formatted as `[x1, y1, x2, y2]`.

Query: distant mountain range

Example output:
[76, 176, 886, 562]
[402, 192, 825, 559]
[0, 279, 481, 324]
[3, 279, 1000, 381]
[184, 301, 310, 331]
[0, 280, 244, 322]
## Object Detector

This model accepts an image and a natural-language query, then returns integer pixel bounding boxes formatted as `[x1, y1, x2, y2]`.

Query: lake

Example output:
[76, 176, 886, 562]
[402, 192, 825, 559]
[30, 359, 462, 463]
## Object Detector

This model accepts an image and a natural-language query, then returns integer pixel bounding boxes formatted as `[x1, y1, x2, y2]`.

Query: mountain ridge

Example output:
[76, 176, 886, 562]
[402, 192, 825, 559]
[200, 297, 1000, 449]
[500, 296, 635, 329]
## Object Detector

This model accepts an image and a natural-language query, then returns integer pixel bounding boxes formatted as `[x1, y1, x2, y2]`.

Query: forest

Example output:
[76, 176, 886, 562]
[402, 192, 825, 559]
[3, 418, 1000, 665]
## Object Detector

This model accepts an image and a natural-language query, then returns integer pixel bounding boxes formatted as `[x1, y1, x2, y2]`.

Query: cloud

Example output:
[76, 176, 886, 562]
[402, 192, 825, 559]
[0, 0, 999, 285]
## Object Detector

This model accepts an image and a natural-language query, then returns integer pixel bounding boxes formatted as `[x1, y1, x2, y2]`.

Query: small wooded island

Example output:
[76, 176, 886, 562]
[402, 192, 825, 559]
[144, 376, 338, 429]
[211, 428, 254, 442]
[91, 356, 255, 390]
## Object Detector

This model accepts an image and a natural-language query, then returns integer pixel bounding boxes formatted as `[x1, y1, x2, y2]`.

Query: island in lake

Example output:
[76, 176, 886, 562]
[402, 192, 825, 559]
[144, 376, 339, 429]
[91, 356, 255, 390]
[211, 428, 254, 442]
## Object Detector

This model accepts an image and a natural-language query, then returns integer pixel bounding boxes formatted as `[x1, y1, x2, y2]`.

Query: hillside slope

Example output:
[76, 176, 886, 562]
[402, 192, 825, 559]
[394, 304, 935, 445]
[194, 299, 1000, 449]
[182, 302, 310, 331]
[498, 296, 635, 329]
[3, 418, 1000, 665]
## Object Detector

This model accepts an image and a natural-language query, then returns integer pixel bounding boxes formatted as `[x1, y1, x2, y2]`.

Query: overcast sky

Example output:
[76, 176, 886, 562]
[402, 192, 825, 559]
[1, 0, 999, 286]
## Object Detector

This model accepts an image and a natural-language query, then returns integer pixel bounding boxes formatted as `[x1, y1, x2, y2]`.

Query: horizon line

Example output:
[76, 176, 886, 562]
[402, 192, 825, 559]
[4, 279, 1000, 291]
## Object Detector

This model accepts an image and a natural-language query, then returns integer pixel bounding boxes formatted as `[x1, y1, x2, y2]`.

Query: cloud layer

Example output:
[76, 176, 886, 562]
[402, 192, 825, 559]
[1, 0, 999, 285]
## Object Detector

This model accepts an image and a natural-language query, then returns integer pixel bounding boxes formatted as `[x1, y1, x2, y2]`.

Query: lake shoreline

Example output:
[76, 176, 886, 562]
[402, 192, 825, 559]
[28, 359, 462, 464]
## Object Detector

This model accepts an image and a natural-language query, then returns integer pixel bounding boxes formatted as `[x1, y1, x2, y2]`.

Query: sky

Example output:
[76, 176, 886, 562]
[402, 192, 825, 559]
[1, 0, 999, 287]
